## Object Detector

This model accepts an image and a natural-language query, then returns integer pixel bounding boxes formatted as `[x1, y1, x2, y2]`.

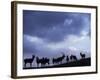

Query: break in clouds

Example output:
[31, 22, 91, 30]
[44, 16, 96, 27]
[23, 10, 91, 59]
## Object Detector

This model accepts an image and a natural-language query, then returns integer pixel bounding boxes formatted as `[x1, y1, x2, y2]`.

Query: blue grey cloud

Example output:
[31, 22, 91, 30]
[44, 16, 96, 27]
[23, 10, 91, 60]
[23, 10, 91, 42]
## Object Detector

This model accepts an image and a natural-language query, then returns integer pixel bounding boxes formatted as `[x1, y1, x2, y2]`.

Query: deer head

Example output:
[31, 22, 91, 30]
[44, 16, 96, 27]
[32, 55, 35, 59]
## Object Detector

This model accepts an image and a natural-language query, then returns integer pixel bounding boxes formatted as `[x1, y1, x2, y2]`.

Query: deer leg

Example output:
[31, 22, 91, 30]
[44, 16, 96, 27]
[30, 63, 31, 67]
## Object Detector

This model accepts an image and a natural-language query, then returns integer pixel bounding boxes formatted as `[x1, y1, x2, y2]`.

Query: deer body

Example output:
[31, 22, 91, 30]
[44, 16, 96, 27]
[66, 55, 69, 62]
[70, 55, 77, 61]
[80, 52, 85, 59]
[24, 55, 35, 67]
[52, 53, 65, 64]
[36, 57, 49, 67]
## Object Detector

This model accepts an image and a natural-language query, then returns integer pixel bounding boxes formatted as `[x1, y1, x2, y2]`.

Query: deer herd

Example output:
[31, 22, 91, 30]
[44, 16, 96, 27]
[24, 52, 86, 68]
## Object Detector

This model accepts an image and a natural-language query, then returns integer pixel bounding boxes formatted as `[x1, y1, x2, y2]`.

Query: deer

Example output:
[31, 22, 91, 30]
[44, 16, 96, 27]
[70, 55, 77, 61]
[80, 52, 85, 59]
[36, 57, 50, 67]
[36, 57, 41, 67]
[52, 53, 65, 64]
[66, 55, 69, 62]
[24, 55, 35, 67]
[58, 53, 65, 64]
[43, 57, 49, 65]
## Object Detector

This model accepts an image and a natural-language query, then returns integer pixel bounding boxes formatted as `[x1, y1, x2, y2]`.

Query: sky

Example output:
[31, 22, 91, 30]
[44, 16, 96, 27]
[23, 10, 91, 62]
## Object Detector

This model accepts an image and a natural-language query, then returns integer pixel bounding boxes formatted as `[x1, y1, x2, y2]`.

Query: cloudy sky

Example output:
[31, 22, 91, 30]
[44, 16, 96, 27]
[23, 10, 91, 60]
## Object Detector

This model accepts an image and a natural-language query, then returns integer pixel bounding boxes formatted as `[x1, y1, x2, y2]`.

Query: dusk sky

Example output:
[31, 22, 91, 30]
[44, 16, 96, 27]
[23, 10, 91, 60]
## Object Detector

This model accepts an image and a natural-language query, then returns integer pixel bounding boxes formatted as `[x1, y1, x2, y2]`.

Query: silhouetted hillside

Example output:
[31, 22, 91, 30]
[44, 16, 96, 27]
[52, 58, 91, 67]
[23, 58, 91, 69]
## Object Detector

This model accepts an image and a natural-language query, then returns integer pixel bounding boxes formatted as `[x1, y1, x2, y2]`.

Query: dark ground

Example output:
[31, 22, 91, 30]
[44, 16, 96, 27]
[23, 58, 91, 69]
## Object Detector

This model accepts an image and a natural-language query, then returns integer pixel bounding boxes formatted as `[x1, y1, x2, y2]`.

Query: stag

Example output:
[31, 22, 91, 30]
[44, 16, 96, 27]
[66, 55, 69, 62]
[70, 55, 77, 61]
[24, 55, 35, 67]
[36, 57, 49, 67]
[80, 52, 85, 59]
[52, 53, 65, 64]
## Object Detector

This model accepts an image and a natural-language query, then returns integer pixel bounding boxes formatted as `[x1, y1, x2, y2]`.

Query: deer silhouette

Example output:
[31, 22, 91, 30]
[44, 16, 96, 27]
[42, 57, 49, 67]
[44, 58, 49, 65]
[52, 58, 57, 64]
[70, 55, 77, 61]
[36, 57, 49, 67]
[52, 53, 65, 64]
[36, 57, 41, 67]
[66, 55, 69, 62]
[24, 55, 35, 67]
[80, 52, 85, 59]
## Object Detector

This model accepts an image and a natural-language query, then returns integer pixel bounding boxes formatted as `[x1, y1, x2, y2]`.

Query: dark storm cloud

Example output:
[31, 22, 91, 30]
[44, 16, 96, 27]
[23, 10, 91, 42]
